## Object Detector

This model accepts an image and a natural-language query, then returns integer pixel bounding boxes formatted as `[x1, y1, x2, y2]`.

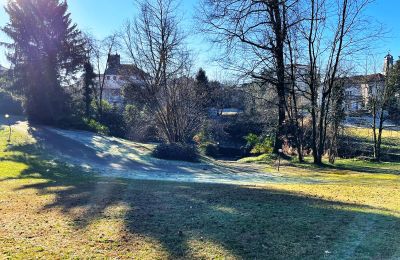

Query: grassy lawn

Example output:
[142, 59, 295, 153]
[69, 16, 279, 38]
[0, 125, 400, 259]
[342, 127, 400, 160]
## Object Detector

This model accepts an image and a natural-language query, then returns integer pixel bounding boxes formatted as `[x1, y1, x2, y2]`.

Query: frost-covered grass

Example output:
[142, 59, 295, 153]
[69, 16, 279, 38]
[0, 124, 400, 259]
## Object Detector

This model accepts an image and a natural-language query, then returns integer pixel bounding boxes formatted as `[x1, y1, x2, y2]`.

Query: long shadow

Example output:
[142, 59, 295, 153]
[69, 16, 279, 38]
[340, 135, 400, 162]
[2, 148, 400, 259]
[292, 160, 400, 175]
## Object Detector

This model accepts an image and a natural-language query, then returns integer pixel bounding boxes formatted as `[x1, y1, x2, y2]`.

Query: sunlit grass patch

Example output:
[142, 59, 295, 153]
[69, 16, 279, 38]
[0, 123, 399, 259]
[237, 153, 277, 164]
[344, 126, 400, 143]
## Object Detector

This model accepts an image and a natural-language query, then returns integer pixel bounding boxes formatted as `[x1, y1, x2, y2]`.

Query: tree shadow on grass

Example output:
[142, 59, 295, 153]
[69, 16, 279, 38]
[2, 147, 400, 259]
[292, 160, 400, 175]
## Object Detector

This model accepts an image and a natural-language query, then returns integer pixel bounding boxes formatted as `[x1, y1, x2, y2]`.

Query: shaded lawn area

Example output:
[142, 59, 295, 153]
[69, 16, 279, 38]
[0, 128, 400, 259]
[340, 127, 400, 160]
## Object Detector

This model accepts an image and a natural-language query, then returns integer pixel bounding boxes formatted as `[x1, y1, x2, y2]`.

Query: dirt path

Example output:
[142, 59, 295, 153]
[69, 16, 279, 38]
[3, 119, 309, 185]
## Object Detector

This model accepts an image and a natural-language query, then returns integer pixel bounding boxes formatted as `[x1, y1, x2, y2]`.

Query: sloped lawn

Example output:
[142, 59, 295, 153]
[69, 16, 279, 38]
[0, 126, 399, 259]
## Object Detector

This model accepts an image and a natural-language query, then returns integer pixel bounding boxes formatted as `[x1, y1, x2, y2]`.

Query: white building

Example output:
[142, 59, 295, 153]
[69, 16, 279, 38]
[343, 54, 393, 113]
[342, 74, 385, 112]
[283, 55, 393, 114]
[98, 54, 146, 106]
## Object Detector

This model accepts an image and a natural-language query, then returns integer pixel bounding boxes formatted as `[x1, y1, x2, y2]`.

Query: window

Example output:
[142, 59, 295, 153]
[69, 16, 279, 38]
[106, 76, 110, 80]
[113, 76, 117, 80]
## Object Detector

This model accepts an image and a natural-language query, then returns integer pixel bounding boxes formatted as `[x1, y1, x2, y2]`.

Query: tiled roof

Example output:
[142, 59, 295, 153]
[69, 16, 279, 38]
[344, 73, 385, 84]
[105, 64, 147, 78]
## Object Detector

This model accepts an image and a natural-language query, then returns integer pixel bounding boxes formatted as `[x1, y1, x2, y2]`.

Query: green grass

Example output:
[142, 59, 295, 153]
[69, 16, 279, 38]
[342, 127, 400, 160]
[0, 125, 400, 259]
[237, 153, 277, 164]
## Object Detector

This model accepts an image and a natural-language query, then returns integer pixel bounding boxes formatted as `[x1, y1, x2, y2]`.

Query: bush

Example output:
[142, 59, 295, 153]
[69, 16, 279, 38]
[83, 118, 110, 135]
[244, 133, 260, 147]
[152, 143, 199, 162]
[200, 142, 219, 157]
[251, 138, 273, 154]
[244, 133, 273, 155]
[99, 104, 126, 138]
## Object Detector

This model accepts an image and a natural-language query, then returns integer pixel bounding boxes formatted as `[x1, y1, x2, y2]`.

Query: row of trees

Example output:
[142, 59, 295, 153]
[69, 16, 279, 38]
[198, 0, 390, 164]
[1, 0, 213, 144]
[1, 0, 399, 164]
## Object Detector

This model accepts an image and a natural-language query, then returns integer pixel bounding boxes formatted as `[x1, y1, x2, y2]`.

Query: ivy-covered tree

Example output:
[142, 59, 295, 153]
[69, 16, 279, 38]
[2, 0, 85, 124]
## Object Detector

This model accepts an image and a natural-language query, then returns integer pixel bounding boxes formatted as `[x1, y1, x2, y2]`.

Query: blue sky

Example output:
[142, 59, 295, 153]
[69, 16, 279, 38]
[0, 0, 399, 78]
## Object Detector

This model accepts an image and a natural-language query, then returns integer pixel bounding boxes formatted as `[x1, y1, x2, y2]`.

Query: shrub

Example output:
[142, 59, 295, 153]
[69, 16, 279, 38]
[244, 133, 260, 147]
[244, 133, 273, 155]
[83, 119, 110, 135]
[200, 142, 219, 157]
[152, 143, 199, 162]
[99, 104, 126, 138]
[251, 138, 273, 154]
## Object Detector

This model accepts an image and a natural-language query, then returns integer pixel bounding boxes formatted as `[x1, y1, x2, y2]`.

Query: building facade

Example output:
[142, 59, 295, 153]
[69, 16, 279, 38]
[98, 54, 145, 106]
[343, 54, 393, 113]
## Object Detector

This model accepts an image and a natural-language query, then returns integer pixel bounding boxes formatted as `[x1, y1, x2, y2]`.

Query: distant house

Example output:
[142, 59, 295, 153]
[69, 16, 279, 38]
[342, 73, 385, 113]
[284, 55, 393, 115]
[342, 54, 392, 114]
[96, 54, 146, 106]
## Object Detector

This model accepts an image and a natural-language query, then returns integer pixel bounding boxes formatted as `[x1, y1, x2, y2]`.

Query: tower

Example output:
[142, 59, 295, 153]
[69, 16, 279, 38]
[383, 53, 393, 75]
[107, 53, 121, 69]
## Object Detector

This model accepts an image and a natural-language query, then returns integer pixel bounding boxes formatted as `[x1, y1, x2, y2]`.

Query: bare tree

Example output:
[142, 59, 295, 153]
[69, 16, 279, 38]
[299, 0, 380, 164]
[121, 0, 204, 143]
[369, 56, 397, 161]
[198, 0, 302, 153]
[286, 28, 306, 162]
[84, 33, 119, 117]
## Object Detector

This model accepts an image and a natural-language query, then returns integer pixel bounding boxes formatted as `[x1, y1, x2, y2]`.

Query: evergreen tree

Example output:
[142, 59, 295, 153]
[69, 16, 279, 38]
[195, 68, 209, 96]
[195, 68, 214, 108]
[2, 0, 85, 124]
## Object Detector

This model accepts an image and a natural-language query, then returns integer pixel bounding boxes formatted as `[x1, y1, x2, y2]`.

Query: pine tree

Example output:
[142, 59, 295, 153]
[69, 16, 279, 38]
[2, 0, 85, 124]
[195, 68, 214, 108]
[195, 68, 209, 97]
